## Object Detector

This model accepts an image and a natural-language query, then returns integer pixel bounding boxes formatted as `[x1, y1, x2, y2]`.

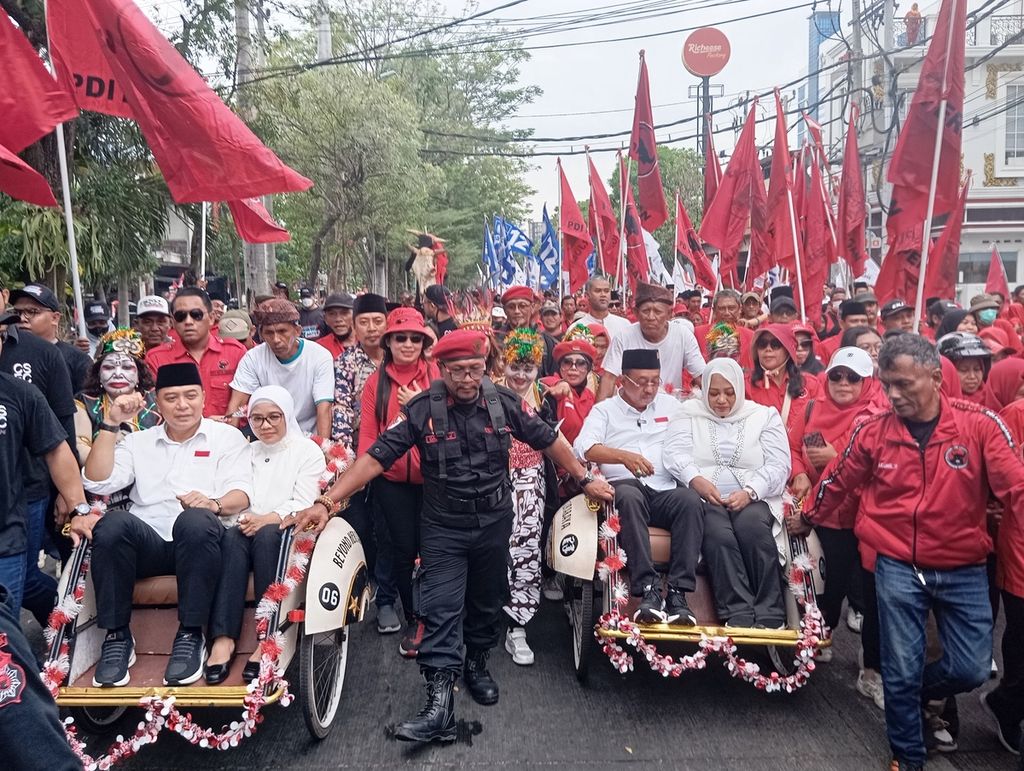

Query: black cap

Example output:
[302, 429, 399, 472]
[84, 302, 108, 322]
[10, 283, 59, 311]
[770, 297, 797, 315]
[299, 287, 313, 298]
[0, 308, 20, 326]
[769, 285, 795, 303]
[424, 284, 452, 306]
[621, 348, 660, 371]
[274, 281, 288, 290]
[880, 298, 912, 319]
[155, 362, 203, 390]
[353, 293, 387, 317]
[610, 290, 622, 301]
[323, 293, 354, 310]
[838, 299, 867, 319]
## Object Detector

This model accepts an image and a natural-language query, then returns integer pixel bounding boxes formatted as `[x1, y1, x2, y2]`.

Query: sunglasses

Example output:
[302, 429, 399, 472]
[391, 333, 424, 345]
[560, 357, 590, 370]
[827, 369, 863, 384]
[756, 337, 785, 351]
[795, 341, 813, 351]
[173, 309, 206, 323]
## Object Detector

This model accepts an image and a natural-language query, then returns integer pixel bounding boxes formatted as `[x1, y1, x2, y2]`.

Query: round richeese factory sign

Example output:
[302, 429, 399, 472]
[682, 27, 731, 78]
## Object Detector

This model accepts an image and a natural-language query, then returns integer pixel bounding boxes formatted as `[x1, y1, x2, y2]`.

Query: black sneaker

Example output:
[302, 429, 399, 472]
[665, 587, 697, 626]
[163, 628, 206, 686]
[92, 629, 136, 687]
[633, 584, 665, 623]
[980, 691, 1023, 755]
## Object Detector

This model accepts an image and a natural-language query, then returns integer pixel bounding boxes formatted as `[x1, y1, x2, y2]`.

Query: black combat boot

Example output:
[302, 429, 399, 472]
[463, 647, 499, 705]
[394, 669, 457, 743]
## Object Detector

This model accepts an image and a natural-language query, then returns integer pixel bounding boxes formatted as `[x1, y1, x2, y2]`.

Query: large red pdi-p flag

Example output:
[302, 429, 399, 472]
[587, 155, 620, 275]
[764, 89, 797, 278]
[703, 115, 723, 212]
[629, 51, 669, 232]
[0, 143, 58, 207]
[47, 0, 312, 205]
[226, 199, 290, 244]
[837, 105, 868, 277]
[558, 162, 592, 294]
[675, 195, 717, 292]
[619, 154, 649, 293]
[922, 177, 969, 301]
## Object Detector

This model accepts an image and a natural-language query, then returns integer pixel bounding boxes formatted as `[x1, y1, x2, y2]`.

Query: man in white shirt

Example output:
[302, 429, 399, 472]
[76, 362, 252, 688]
[574, 349, 703, 626]
[226, 299, 335, 437]
[569, 276, 632, 342]
[598, 282, 706, 401]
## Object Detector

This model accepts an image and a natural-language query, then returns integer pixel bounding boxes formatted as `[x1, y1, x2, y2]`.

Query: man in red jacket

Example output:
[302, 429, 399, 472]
[802, 333, 1024, 771]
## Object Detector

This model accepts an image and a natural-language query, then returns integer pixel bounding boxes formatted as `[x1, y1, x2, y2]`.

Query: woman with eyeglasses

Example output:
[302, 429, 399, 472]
[840, 326, 883, 376]
[746, 324, 820, 502]
[357, 308, 439, 657]
[796, 348, 886, 689]
[541, 338, 598, 445]
[497, 328, 553, 665]
[205, 385, 326, 684]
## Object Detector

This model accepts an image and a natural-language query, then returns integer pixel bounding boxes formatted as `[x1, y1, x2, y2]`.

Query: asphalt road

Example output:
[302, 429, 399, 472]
[43, 597, 1015, 771]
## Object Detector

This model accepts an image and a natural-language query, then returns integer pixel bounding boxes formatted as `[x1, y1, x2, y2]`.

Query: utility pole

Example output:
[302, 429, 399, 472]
[850, 0, 864, 100]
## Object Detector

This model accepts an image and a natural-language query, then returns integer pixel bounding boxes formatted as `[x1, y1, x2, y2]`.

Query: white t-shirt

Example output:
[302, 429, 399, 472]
[570, 312, 633, 342]
[230, 340, 335, 432]
[603, 321, 706, 389]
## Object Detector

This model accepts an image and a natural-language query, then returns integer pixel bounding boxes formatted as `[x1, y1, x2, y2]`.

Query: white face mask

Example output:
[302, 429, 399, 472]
[99, 353, 139, 396]
[300, 298, 313, 308]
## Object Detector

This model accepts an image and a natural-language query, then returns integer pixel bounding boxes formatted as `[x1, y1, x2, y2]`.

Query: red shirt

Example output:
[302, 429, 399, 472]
[314, 333, 350, 360]
[816, 334, 842, 365]
[146, 334, 247, 417]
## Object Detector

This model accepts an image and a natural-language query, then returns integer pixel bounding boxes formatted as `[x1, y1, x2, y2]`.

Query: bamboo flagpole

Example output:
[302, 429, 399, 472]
[913, 14, 958, 331]
[556, 160, 564, 298]
[586, 147, 605, 278]
[785, 180, 807, 323]
[53, 123, 87, 339]
[199, 202, 208, 279]
[616, 151, 632, 302]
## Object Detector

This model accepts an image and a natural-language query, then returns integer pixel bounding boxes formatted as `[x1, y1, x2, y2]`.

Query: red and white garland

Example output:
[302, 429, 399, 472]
[593, 510, 827, 692]
[41, 440, 352, 769]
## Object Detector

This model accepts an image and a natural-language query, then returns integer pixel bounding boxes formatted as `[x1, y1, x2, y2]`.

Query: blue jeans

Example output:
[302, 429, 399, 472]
[22, 498, 58, 624]
[875, 555, 992, 766]
[0, 554, 26, 613]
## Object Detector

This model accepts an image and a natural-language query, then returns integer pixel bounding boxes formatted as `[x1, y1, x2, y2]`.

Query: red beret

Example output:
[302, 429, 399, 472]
[501, 285, 535, 304]
[431, 328, 489, 362]
[553, 339, 597, 363]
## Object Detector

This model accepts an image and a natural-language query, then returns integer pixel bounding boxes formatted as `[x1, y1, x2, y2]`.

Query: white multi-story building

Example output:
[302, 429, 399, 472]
[812, 0, 1024, 303]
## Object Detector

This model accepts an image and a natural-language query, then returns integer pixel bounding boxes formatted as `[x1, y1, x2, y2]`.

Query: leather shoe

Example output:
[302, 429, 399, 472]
[243, 660, 262, 682]
[204, 656, 234, 685]
[463, 648, 499, 705]
[394, 669, 457, 743]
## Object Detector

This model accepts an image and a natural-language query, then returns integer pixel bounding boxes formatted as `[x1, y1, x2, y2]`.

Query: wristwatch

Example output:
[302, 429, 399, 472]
[742, 485, 759, 502]
[72, 502, 92, 517]
[578, 470, 596, 487]
[97, 422, 120, 433]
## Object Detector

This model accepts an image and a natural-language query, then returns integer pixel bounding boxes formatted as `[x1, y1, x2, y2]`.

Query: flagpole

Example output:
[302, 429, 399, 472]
[913, 7, 957, 332]
[199, 202, 208, 279]
[53, 123, 87, 339]
[556, 160, 564, 299]
[616, 151, 631, 300]
[785, 185, 807, 323]
[674, 190, 681, 284]
[586, 147, 604, 278]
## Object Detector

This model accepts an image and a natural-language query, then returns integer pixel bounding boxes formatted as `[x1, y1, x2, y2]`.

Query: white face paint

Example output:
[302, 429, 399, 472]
[99, 353, 139, 396]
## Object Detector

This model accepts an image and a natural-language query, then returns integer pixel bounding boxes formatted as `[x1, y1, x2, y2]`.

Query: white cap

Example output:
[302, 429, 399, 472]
[826, 347, 874, 378]
[491, 307, 507, 319]
[136, 295, 170, 317]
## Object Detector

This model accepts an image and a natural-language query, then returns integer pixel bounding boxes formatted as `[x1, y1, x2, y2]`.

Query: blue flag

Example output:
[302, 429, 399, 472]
[496, 216, 535, 257]
[482, 217, 499, 288]
[538, 205, 560, 291]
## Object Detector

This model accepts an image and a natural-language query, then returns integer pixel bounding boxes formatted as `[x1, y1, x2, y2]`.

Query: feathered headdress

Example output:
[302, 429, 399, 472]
[706, 322, 740, 360]
[502, 327, 544, 366]
[451, 288, 494, 333]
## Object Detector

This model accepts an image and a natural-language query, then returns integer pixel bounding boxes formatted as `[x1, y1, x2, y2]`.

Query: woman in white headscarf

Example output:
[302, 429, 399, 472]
[205, 385, 326, 684]
[664, 358, 792, 628]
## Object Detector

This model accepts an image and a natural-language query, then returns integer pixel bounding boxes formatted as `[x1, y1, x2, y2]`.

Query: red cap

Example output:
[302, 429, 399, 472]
[587, 323, 609, 340]
[431, 329, 489, 361]
[501, 286, 535, 304]
[553, 339, 597, 362]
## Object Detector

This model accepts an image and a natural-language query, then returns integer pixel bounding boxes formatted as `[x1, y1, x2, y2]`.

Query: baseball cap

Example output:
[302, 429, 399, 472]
[84, 302, 109, 322]
[218, 309, 252, 340]
[770, 297, 797, 315]
[826, 347, 874, 378]
[10, 283, 59, 311]
[854, 291, 878, 304]
[299, 287, 313, 298]
[540, 301, 560, 315]
[880, 298, 912, 319]
[740, 291, 761, 305]
[323, 293, 354, 310]
[424, 284, 452, 307]
[0, 308, 19, 326]
[274, 281, 288, 290]
[136, 295, 170, 317]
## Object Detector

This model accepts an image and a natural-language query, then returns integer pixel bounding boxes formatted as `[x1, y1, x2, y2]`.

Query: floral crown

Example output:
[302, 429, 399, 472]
[705, 322, 740, 359]
[563, 324, 596, 345]
[502, 327, 544, 366]
[95, 328, 145, 360]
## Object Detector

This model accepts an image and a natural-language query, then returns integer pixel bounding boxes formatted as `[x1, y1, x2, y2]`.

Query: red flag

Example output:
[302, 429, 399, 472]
[922, 177, 968, 300]
[619, 155, 649, 292]
[0, 14, 78, 152]
[887, 0, 966, 221]
[0, 143, 58, 207]
[875, 185, 926, 305]
[47, 0, 312, 204]
[837, 105, 868, 276]
[987, 245, 1011, 299]
[802, 112, 826, 160]
[675, 194, 716, 292]
[558, 162, 591, 294]
[628, 51, 668, 232]
[765, 89, 796, 275]
[698, 100, 769, 288]
[587, 156, 619, 275]
[226, 198, 290, 243]
[799, 156, 831, 326]
[704, 116, 722, 211]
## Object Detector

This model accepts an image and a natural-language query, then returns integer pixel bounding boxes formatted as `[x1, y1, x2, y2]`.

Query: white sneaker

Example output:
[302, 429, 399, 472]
[505, 627, 534, 666]
[846, 607, 863, 633]
[542, 576, 563, 602]
[817, 645, 834, 663]
[856, 668, 885, 711]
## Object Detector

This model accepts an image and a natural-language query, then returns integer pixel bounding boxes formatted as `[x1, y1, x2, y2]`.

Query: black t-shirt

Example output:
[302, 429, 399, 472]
[55, 340, 92, 394]
[0, 328, 76, 499]
[298, 307, 327, 340]
[903, 413, 940, 451]
[434, 317, 458, 338]
[0, 373, 67, 557]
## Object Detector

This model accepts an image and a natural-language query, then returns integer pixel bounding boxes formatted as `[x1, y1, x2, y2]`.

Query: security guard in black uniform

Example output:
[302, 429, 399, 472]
[292, 328, 613, 742]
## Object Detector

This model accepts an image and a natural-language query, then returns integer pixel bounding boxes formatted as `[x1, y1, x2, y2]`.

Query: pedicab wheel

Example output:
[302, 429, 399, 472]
[569, 578, 596, 684]
[70, 706, 129, 734]
[765, 644, 797, 677]
[299, 623, 350, 740]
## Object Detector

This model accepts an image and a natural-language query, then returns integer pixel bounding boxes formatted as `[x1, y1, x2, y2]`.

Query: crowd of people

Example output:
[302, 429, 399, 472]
[1, 272, 1024, 770]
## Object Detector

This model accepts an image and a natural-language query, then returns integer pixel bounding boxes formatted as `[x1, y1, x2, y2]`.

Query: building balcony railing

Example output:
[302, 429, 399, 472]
[891, 17, 983, 48]
[991, 16, 1024, 47]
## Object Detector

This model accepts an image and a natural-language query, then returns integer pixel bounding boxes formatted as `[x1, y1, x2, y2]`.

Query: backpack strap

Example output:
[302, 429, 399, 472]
[428, 380, 450, 497]
[480, 378, 508, 440]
